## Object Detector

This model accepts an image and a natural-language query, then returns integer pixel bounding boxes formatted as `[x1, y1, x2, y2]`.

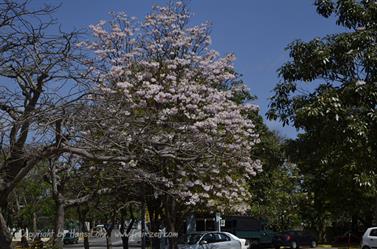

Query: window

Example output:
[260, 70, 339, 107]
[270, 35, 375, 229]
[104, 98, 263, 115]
[178, 234, 202, 245]
[213, 233, 222, 242]
[370, 229, 377, 237]
[218, 233, 231, 242]
[202, 233, 216, 244]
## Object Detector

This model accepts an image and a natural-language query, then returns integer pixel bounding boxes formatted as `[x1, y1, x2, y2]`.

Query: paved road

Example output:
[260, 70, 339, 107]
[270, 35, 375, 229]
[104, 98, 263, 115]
[63, 238, 141, 249]
[63, 229, 142, 249]
[62, 229, 337, 249]
[64, 243, 140, 249]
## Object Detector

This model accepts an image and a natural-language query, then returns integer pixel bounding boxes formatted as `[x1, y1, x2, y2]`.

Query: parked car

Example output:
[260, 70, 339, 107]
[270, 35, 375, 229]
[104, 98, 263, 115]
[361, 227, 377, 249]
[63, 232, 79, 244]
[177, 231, 248, 249]
[272, 231, 317, 249]
[221, 216, 275, 248]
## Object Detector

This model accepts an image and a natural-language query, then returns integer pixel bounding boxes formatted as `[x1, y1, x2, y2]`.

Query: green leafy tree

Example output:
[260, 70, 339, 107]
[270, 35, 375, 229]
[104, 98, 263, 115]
[248, 120, 303, 231]
[8, 163, 54, 232]
[268, 0, 377, 238]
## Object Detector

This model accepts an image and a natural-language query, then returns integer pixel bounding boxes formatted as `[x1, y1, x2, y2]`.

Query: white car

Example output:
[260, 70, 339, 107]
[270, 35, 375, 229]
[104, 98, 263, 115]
[177, 231, 248, 249]
[361, 227, 377, 249]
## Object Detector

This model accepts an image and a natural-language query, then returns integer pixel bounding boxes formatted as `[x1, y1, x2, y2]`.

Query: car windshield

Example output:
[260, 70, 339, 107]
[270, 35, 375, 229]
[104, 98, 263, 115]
[178, 233, 203, 245]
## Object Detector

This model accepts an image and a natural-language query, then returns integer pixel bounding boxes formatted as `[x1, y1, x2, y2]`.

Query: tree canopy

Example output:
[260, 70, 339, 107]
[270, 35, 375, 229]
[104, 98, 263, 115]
[268, 0, 377, 235]
[81, 1, 262, 213]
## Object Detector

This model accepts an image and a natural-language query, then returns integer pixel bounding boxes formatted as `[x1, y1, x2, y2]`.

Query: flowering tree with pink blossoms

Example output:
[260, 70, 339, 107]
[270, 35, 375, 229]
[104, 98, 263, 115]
[80, 1, 262, 243]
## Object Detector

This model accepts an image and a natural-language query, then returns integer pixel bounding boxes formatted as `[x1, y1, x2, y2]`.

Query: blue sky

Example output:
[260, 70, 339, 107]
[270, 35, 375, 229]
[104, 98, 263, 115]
[34, 0, 344, 138]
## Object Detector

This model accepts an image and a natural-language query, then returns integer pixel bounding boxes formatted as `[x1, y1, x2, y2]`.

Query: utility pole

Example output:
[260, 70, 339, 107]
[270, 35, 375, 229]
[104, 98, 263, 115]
[141, 187, 146, 249]
[215, 213, 221, 232]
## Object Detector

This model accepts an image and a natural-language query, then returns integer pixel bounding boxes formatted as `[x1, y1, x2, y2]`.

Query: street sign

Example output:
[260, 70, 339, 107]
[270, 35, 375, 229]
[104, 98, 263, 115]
[220, 219, 225, 227]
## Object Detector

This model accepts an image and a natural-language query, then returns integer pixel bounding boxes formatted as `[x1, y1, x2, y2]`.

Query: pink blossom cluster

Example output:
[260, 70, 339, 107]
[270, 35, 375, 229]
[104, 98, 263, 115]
[85, 2, 261, 213]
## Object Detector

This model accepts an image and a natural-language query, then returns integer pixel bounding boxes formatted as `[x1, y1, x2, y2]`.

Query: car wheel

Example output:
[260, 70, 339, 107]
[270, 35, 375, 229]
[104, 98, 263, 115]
[249, 239, 260, 249]
[291, 241, 298, 249]
[362, 246, 371, 249]
[244, 239, 252, 249]
[310, 241, 317, 248]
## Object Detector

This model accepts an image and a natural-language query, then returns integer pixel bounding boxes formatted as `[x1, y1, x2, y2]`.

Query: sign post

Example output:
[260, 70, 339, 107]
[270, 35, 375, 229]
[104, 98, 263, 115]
[215, 213, 221, 232]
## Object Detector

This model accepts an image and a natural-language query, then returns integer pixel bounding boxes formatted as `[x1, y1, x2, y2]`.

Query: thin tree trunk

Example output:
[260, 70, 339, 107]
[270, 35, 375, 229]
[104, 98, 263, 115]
[351, 215, 358, 233]
[373, 196, 377, 225]
[165, 197, 177, 249]
[82, 217, 90, 248]
[120, 205, 136, 249]
[105, 225, 113, 249]
[150, 221, 161, 249]
[147, 199, 162, 249]
[121, 236, 129, 249]
[33, 212, 38, 233]
[121, 220, 135, 249]
[141, 198, 146, 249]
[167, 220, 176, 249]
[84, 234, 90, 249]
[316, 216, 326, 243]
[0, 210, 12, 249]
[120, 217, 128, 249]
[50, 158, 65, 249]
[53, 201, 65, 249]
[106, 230, 113, 249]
[14, 191, 21, 213]
[78, 206, 90, 249]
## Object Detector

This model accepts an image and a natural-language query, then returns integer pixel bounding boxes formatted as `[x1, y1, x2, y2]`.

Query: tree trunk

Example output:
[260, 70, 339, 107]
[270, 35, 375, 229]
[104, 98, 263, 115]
[120, 219, 130, 249]
[53, 201, 65, 249]
[78, 206, 90, 249]
[167, 219, 176, 249]
[141, 198, 146, 249]
[82, 219, 90, 249]
[351, 215, 358, 233]
[165, 197, 177, 249]
[105, 227, 113, 249]
[50, 158, 65, 249]
[83, 235, 90, 249]
[106, 233, 112, 249]
[315, 216, 327, 243]
[0, 210, 12, 249]
[120, 205, 136, 249]
[150, 221, 161, 249]
[33, 212, 38, 233]
[147, 199, 162, 249]
[373, 196, 377, 225]
[121, 236, 129, 249]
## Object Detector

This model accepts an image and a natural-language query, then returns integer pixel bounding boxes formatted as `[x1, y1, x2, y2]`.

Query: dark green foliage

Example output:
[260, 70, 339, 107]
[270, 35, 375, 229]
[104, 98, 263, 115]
[248, 113, 304, 230]
[268, 0, 377, 237]
[8, 163, 55, 230]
